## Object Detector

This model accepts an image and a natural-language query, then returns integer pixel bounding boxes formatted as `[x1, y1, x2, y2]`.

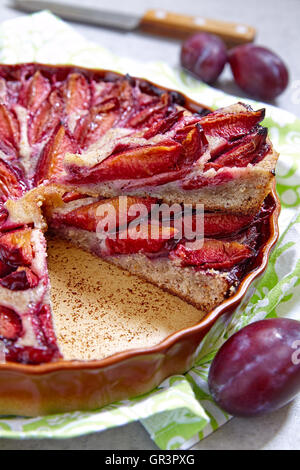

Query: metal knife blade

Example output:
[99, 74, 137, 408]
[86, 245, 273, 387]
[11, 0, 141, 30]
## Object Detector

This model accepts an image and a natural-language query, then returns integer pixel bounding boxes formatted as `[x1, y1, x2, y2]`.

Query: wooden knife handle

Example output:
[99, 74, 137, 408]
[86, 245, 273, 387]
[140, 9, 255, 46]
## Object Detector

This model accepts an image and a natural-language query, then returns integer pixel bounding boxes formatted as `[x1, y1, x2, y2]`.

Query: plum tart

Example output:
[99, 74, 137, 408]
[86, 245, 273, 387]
[0, 63, 278, 365]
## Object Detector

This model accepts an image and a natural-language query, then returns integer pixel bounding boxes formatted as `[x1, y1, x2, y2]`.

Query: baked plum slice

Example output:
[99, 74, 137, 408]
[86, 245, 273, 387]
[0, 228, 41, 291]
[0, 104, 20, 156]
[0, 259, 13, 278]
[175, 123, 208, 166]
[19, 70, 51, 114]
[74, 104, 119, 149]
[199, 107, 265, 140]
[66, 140, 182, 182]
[104, 222, 177, 255]
[143, 109, 184, 139]
[0, 306, 22, 341]
[0, 157, 27, 202]
[63, 72, 91, 132]
[0, 228, 34, 268]
[206, 127, 269, 170]
[204, 213, 253, 237]
[52, 196, 157, 232]
[0, 267, 39, 291]
[5, 343, 60, 365]
[1, 304, 61, 364]
[125, 91, 170, 129]
[35, 124, 78, 184]
[0, 206, 8, 224]
[170, 239, 253, 270]
[28, 89, 64, 145]
[180, 212, 254, 238]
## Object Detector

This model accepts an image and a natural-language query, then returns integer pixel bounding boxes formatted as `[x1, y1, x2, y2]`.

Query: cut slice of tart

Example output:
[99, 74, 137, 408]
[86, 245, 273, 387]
[48, 193, 275, 312]
[0, 220, 61, 364]
[61, 102, 278, 215]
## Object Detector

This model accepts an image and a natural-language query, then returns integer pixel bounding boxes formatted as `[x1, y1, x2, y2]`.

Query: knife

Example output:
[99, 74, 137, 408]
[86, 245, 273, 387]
[11, 0, 256, 46]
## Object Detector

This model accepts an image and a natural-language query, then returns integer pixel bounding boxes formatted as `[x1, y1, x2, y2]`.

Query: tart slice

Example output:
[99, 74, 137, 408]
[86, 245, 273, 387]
[0, 194, 60, 364]
[48, 193, 275, 312]
[62, 102, 278, 215]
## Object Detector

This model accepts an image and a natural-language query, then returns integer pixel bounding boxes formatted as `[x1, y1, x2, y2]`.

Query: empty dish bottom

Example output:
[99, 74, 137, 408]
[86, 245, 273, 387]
[48, 237, 205, 361]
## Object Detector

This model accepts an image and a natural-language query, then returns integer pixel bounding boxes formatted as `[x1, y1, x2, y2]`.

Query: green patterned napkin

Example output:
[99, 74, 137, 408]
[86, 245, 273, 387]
[0, 11, 299, 450]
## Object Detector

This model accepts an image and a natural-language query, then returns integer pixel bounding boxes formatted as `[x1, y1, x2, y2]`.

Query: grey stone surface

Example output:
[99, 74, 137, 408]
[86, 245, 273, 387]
[0, 0, 299, 450]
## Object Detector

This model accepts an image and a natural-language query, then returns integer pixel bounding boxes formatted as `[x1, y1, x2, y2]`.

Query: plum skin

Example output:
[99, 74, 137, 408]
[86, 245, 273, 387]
[208, 318, 300, 417]
[180, 33, 228, 84]
[228, 44, 289, 101]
